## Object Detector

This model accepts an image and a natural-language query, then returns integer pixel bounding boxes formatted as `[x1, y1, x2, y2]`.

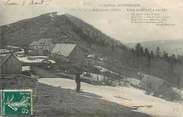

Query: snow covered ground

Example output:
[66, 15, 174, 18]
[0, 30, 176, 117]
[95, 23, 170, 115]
[39, 78, 183, 117]
[18, 56, 55, 64]
[94, 65, 118, 75]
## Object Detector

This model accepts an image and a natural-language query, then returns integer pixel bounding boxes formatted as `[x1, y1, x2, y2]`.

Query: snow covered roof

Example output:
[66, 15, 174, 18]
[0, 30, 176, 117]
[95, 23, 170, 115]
[51, 43, 76, 57]
[30, 41, 38, 46]
[30, 38, 54, 51]
[30, 38, 52, 46]
[0, 49, 10, 54]
[39, 38, 52, 43]
[18, 56, 47, 63]
[18, 56, 56, 64]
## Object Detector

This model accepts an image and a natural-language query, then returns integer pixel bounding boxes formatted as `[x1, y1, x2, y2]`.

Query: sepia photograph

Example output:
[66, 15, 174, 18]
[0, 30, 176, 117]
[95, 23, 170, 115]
[0, 0, 183, 116]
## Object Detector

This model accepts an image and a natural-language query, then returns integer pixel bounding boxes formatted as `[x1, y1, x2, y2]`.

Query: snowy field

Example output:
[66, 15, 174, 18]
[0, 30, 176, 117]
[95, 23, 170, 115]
[39, 78, 183, 117]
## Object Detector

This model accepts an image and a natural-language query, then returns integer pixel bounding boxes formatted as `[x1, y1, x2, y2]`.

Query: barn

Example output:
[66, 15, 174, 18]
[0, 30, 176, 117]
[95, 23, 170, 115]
[51, 43, 85, 71]
[51, 43, 85, 62]
[0, 53, 22, 74]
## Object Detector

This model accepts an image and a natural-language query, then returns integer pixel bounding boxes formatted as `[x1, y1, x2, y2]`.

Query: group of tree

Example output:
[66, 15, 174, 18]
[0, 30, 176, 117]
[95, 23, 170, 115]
[131, 43, 181, 65]
[129, 43, 183, 88]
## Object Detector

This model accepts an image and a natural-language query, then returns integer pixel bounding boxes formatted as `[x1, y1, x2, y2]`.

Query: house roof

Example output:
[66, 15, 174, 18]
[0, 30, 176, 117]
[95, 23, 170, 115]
[51, 43, 76, 57]
[0, 53, 20, 67]
[30, 38, 52, 46]
[30, 41, 38, 46]
[30, 38, 54, 50]
[0, 49, 10, 54]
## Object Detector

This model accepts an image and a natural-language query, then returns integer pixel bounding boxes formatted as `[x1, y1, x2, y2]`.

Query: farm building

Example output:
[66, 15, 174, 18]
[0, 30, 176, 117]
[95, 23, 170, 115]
[51, 43, 85, 71]
[51, 43, 85, 62]
[0, 53, 22, 75]
[0, 53, 37, 90]
[29, 38, 54, 56]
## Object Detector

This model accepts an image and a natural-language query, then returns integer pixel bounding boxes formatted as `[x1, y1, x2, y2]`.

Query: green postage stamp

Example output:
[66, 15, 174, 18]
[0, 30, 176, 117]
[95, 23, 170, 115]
[1, 89, 33, 116]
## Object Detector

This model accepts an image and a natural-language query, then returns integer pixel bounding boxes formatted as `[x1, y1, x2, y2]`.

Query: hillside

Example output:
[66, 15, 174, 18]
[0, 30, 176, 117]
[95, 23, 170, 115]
[127, 39, 183, 55]
[0, 12, 126, 52]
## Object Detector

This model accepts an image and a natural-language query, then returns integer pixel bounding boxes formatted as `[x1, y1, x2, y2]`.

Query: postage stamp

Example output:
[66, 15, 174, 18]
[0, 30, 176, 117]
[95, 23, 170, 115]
[1, 89, 32, 116]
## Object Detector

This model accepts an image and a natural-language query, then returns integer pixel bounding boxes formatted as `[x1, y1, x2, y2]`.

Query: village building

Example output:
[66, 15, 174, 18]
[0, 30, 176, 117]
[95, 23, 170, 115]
[0, 53, 37, 89]
[51, 43, 84, 62]
[29, 38, 54, 56]
[0, 53, 22, 75]
[51, 43, 85, 71]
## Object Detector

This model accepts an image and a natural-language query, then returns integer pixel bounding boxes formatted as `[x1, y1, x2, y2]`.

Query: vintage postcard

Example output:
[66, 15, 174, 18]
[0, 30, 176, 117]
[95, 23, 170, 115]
[0, 0, 183, 117]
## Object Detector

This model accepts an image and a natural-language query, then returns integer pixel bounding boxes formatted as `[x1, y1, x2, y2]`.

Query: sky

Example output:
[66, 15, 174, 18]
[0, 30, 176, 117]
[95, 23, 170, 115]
[0, 0, 183, 43]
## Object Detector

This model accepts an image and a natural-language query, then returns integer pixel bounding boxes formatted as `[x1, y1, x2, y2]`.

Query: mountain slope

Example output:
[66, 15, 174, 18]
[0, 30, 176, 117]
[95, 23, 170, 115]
[0, 12, 126, 50]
